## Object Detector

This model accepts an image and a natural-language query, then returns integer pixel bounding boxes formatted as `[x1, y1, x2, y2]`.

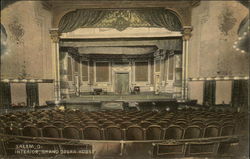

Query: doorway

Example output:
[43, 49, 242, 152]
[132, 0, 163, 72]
[115, 73, 129, 94]
[26, 83, 39, 107]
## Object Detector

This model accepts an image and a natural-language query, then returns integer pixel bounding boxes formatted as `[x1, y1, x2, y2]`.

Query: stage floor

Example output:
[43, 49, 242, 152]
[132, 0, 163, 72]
[61, 94, 174, 103]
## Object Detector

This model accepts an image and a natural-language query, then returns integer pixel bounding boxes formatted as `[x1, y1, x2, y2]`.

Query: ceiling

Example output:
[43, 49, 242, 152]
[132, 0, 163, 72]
[43, 0, 200, 9]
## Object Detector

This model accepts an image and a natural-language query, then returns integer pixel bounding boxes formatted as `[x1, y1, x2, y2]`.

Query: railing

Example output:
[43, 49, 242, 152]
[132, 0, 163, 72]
[0, 133, 240, 158]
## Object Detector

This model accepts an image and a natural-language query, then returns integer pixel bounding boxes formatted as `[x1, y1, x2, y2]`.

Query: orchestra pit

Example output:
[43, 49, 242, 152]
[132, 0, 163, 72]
[0, 0, 249, 158]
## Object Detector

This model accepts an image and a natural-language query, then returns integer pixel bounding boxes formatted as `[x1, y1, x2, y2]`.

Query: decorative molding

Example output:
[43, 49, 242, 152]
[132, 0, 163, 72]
[50, 1, 194, 9]
[182, 26, 193, 41]
[49, 28, 60, 43]
[154, 49, 166, 59]
[96, 10, 150, 31]
[1, 79, 54, 83]
[189, 76, 249, 81]
[218, 7, 236, 36]
[8, 19, 24, 44]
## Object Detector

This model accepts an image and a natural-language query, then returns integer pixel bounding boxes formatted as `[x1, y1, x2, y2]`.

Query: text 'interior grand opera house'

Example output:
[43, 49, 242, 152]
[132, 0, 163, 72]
[0, 0, 249, 159]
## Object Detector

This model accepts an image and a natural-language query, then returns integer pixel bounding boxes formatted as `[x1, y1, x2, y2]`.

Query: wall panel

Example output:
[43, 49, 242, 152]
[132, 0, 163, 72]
[39, 83, 54, 105]
[96, 62, 109, 82]
[188, 81, 204, 105]
[11, 83, 26, 105]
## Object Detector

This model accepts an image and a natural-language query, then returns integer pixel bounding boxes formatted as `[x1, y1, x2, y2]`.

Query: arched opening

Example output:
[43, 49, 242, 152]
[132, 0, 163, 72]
[55, 8, 184, 100]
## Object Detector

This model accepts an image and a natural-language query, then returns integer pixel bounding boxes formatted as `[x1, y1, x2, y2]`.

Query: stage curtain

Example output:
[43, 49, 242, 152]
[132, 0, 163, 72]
[26, 83, 39, 107]
[135, 9, 182, 31]
[59, 9, 182, 33]
[203, 81, 216, 106]
[0, 82, 11, 108]
[232, 80, 248, 107]
[59, 9, 108, 33]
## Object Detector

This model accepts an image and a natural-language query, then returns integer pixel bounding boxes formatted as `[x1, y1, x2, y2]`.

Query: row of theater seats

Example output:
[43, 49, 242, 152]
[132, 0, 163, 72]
[0, 108, 244, 140]
[1, 122, 236, 140]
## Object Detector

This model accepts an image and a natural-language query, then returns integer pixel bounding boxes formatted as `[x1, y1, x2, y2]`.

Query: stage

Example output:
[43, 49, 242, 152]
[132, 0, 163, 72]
[47, 94, 178, 111]
[62, 94, 174, 103]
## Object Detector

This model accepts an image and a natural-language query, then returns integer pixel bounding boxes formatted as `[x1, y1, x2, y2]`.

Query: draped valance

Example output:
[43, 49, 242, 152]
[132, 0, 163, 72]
[58, 8, 182, 33]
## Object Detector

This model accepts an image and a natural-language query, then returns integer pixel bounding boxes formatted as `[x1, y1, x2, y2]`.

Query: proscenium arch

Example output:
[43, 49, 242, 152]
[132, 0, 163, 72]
[56, 8, 184, 33]
[53, 8, 77, 28]
[164, 8, 185, 27]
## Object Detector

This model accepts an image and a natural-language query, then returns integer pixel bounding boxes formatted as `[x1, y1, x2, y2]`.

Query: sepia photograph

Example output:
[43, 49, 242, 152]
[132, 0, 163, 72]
[0, 0, 249, 158]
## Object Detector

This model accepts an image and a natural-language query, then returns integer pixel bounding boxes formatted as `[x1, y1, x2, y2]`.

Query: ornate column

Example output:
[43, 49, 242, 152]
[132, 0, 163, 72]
[49, 28, 61, 101]
[182, 26, 192, 100]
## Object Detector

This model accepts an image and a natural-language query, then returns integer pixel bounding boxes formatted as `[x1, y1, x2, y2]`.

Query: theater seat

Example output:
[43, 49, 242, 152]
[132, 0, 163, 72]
[36, 121, 48, 128]
[165, 125, 183, 140]
[102, 121, 115, 128]
[23, 125, 40, 137]
[53, 121, 65, 128]
[140, 121, 152, 128]
[203, 125, 220, 138]
[126, 125, 144, 140]
[146, 125, 163, 140]
[120, 121, 133, 129]
[83, 126, 102, 140]
[62, 126, 81, 139]
[183, 125, 202, 139]
[105, 126, 123, 140]
[220, 125, 234, 136]
[42, 126, 61, 138]
[5, 126, 21, 136]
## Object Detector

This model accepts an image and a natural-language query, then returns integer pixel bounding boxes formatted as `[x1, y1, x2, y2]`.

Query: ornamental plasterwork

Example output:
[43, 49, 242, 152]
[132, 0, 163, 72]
[49, 29, 61, 43]
[8, 19, 25, 44]
[95, 10, 152, 31]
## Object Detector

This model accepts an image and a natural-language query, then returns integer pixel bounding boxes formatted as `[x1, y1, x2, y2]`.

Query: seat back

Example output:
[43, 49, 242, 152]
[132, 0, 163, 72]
[62, 126, 81, 139]
[126, 125, 144, 140]
[120, 121, 132, 129]
[4, 126, 20, 135]
[184, 126, 202, 139]
[220, 125, 234, 136]
[102, 121, 115, 128]
[23, 125, 40, 137]
[158, 121, 169, 128]
[105, 126, 123, 140]
[146, 125, 163, 140]
[165, 125, 183, 139]
[36, 121, 47, 128]
[53, 121, 65, 128]
[42, 126, 60, 138]
[203, 125, 220, 138]
[140, 121, 152, 128]
[83, 126, 102, 140]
